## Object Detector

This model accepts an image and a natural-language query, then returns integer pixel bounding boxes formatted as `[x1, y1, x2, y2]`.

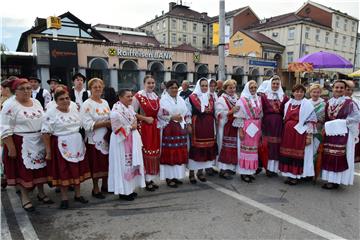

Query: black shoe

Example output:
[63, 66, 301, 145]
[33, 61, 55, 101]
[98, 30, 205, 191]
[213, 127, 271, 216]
[68, 186, 75, 191]
[119, 194, 135, 201]
[196, 173, 207, 182]
[322, 183, 339, 190]
[55, 187, 61, 193]
[92, 190, 106, 199]
[284, 178, 298, 185]
[189, 176, 197, 184]
[255, 168, 262, 175]
[130, 192, 138, 198]
[226, 169, 236, 175]
[166, 179, 178, 188]
[101, 186, 108, 193]
[59, 200, 69, 209]
[145, 182, 156, 192]
[172, 179, 183, 185]
[22, 201, 35, 212]
[150, 181, 159, 189]
[219, 171, 233, 180]
[37, 194, 55, 204]
[249, 175, 255, 181]
[241, 175, 252, 183]
[74, 196, 88, 204]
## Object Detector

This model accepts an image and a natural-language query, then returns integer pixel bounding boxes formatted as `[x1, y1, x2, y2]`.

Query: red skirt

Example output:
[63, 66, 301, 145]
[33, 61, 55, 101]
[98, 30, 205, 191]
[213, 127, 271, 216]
[218, 120, 238, 165]
[86, 143, 108, 179]
[48, 136, 91, 187]
[138, 120, 160, 175]
[3, 134, 48, 189]
[160, 121, 188, 166]
[189, 115, 217, 162]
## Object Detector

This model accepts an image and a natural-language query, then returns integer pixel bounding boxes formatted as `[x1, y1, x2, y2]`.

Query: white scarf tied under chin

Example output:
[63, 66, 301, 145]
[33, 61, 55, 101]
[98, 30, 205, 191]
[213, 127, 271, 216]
[284, 98, 315, 134]
[193, 78, 209, 112]
[264, 77, 284, 101]
[241, 81, 260, 107]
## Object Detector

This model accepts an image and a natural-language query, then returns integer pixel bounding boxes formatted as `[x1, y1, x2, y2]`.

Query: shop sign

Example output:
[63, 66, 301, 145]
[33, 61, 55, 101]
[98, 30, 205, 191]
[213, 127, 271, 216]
[47, 16, 62, 29]
[109, 48, 172, 60]
[249, 59, 277, 67]
[49, 41, 78, 67]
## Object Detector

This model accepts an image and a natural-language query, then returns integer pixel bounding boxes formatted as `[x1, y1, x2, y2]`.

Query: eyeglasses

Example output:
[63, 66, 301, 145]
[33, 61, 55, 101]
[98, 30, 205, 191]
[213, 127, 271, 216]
[16, 87, 32, 92]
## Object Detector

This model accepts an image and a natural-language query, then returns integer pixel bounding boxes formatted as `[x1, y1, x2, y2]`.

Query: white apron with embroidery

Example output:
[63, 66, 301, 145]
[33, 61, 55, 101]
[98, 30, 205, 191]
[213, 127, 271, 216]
[91, 128, 109, 155]
[20, 132, 46, 169]
[57, 132, 86, 163]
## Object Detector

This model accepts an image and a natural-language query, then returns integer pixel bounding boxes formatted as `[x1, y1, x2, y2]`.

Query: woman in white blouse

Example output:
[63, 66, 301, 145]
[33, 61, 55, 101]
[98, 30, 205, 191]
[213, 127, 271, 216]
[81, 78, 111, 199]
[1, 78, 52, 212]
[42, 88, 91, 209]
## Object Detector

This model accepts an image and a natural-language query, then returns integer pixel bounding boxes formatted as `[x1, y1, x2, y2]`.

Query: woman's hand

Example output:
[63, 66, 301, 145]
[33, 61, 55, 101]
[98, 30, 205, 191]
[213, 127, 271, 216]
[239, 128, 245, 140]
[7, 147, 17, 159]
[145, 116, 154, 124]
[171, 114, 183, 122]
[45, 152, 51, 161]
[229, 106, 240, 115]
[306, 134, 312, 145]
[131, 121, 137, 130]
[187, 125, 192, 134]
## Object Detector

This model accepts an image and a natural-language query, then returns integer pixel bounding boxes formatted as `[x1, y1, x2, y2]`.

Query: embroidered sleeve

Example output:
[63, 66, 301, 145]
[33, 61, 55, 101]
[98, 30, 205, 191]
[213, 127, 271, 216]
[41, 110, 55, 134]
[215, 98, 228, 122]
[43, 89, 52, 108]
[131, 96, 140, 113]
[110, 109, 130, 139]
[0, 102, 16, 139]
[346, 101, 360, 136]
[80, 102, 95, 132]
[305, 110, 317, 134]
[157, 107, 171, 129]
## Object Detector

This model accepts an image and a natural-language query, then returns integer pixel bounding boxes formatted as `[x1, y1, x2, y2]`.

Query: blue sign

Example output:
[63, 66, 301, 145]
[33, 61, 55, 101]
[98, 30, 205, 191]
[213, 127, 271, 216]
[249, 59, 277, 67]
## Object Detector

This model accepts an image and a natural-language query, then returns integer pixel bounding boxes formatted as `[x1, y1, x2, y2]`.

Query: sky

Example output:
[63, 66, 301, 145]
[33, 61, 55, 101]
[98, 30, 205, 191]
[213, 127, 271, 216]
[1, 0, 359, 51]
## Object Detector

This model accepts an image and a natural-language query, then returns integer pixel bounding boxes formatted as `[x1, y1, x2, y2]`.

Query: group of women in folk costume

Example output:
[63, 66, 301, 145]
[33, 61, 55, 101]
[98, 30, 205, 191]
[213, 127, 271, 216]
[1, 75, 359, 212]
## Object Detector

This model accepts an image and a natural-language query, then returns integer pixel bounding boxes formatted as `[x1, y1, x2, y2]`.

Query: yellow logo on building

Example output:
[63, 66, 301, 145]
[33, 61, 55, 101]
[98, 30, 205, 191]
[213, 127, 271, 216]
[108, 48, 117, 56]
[212, 23, 219, 46]
[47, 16, 61, 29]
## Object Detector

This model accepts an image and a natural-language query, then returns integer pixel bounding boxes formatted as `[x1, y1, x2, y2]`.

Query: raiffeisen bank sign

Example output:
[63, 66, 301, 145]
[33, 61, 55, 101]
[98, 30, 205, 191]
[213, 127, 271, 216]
[108, 47, 173, 60]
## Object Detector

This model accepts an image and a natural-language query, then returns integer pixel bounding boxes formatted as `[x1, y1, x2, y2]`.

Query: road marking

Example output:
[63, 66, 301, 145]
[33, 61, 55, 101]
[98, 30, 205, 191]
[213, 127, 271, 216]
[7, 189, 39, 240]
[206, 180, 347, 240]
[1, 203, 12, 240]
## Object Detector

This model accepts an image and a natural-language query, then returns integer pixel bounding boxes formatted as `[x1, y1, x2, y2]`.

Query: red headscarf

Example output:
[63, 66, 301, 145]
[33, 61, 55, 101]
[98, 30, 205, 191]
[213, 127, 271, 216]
[11, 78, 29, 91]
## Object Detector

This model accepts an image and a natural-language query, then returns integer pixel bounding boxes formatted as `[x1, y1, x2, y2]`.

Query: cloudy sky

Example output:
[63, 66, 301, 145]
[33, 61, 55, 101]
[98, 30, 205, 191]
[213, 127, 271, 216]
[1, 0, 359, 51]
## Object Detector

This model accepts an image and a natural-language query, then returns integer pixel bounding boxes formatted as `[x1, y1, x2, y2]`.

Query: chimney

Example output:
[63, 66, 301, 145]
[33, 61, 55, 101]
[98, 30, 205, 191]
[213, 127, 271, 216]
[169, 2, 176, 11]
[201, 12, 208, 19]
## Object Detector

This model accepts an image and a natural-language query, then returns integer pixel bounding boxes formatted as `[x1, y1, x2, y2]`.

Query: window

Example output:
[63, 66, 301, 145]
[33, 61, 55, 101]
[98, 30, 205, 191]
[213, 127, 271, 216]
[150, 25, 153, 31]
[171, 33, 176, 43]
[202, 37, 206, 46]
[352, 21, 356, 32]
[156, 23, 160, 30]
[351, 36, 355, 46]
[182, 21, 187, 31]
[334, 33, 338, 45]
[182, 34, 187, 43]
[287, 52, 294, 64]
[325, 32, 330, 43]
[192, 36, 197, 45]
[203, 24, 207, 33]
[342, 36, 346, 46]
[344, 19, 348, 31]
[163, 20, 166, 29]
[288, 28, 295, 40]
[171, 19, 177, 29]
[336, 16, 340, 28]
[263, 52, 268, 59]
[193, 23, 197, 31]
[162, 33, 166, 44]
[305, 27, 310, 39]
[233, 39, 243, 48]
[315, 29, 320, 42]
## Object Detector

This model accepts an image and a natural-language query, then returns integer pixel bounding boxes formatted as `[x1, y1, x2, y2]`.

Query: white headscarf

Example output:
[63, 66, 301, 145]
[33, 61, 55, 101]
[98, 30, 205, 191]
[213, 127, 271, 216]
[241, 81, 260, 107]
[160, 91, 188, 129]
[257, 80, 269, 94]
[265, 77, 285, 101]
[192, 78, 209, 112]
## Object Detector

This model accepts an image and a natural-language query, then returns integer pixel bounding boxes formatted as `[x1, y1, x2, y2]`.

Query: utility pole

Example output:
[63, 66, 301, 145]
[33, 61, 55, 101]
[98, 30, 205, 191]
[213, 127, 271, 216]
[218, 0, 226, 81]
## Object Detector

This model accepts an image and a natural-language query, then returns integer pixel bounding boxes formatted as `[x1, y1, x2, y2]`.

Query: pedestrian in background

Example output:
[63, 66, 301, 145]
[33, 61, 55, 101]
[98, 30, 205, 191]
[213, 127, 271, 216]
[179, 80, 192, 100]
[29, 76, 51, 109]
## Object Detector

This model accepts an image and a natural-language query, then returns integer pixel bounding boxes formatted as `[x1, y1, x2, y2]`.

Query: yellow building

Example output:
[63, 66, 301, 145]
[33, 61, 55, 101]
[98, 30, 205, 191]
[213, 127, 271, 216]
[229, 30, 285, 60]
